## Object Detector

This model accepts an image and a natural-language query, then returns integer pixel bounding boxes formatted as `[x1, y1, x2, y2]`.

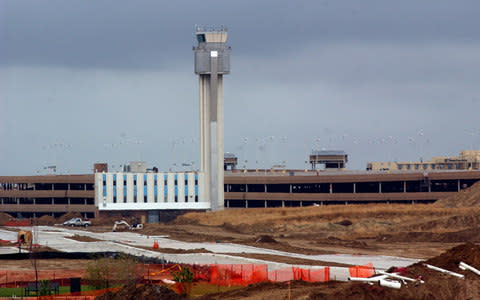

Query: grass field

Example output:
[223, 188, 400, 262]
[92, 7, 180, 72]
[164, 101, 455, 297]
[0, 285, 99, 297]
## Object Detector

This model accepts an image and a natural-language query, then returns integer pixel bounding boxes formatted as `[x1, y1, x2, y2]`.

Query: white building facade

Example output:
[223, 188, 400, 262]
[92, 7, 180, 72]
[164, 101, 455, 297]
[95, 171, 209, 211]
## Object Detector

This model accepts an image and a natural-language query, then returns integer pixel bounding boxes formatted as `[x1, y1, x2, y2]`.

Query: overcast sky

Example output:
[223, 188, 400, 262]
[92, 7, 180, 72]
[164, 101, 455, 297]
[1, 0, 480, 175]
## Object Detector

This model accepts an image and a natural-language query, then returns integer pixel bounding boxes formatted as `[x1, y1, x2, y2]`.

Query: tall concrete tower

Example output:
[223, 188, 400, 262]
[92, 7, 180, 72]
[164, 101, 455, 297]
[194, 25, 230, 210]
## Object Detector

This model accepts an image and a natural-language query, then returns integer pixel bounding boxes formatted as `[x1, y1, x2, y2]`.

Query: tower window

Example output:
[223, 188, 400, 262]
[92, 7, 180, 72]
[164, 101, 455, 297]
[197, 34, 205, 43]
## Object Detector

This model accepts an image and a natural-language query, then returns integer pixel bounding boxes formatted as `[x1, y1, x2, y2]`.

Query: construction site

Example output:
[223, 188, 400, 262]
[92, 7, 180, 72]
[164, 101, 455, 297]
[0, 181, 479, 299]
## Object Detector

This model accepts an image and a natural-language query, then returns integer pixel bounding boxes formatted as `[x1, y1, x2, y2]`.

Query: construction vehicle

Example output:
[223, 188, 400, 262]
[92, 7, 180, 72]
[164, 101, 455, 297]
[17, 230, 33, 252]
[112, 220, 144, 232]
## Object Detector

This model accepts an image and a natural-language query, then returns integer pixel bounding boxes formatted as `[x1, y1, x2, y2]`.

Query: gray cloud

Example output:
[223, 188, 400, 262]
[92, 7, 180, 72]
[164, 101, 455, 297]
[1, 0, 480, 174]
[2, 1, 479, 68]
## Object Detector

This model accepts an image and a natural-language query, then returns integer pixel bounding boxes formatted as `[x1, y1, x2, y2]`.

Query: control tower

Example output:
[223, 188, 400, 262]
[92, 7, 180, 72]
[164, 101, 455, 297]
[194, 25, 231, 210]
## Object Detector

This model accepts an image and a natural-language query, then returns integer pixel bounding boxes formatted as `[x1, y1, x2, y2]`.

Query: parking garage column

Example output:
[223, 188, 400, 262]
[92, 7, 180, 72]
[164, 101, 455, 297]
[379, 182, 382, 193]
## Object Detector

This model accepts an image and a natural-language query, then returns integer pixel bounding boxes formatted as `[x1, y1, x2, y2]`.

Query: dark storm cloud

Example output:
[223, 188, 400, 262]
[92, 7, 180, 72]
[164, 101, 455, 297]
[1, 0, 479, 69]
[1, 0, 480, 175]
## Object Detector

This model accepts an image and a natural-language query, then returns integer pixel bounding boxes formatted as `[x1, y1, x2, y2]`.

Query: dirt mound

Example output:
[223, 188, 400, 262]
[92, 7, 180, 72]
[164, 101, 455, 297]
[424, 242, 480, 272]
[336, 219, 353, 226]
[195, 281, 340, 300]
[92, 214, 127, 226]
[377, 227, 480, 243]
[325, 244, 480, 300]
[0, 212, 15, 225]
[434, 181, 480, 208]
[254, 235, 277, 243]
[36, 215, 56, 226]
[57, 212, 82, 223]
[95, 283, 182, 300]
[324, 278, 467, 300]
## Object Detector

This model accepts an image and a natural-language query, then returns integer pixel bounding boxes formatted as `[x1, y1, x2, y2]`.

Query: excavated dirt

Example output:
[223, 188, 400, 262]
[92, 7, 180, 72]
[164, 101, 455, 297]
[434, 181, 480, 208]
[36, 215, 57, 225]
[66, 234, 103, 242]
[424, 242, 480, 276]
[95, 283, 183, 300]
[57, 212, 83, 223]
[0, 212, 15, 225]
[253, 235, 277, 243]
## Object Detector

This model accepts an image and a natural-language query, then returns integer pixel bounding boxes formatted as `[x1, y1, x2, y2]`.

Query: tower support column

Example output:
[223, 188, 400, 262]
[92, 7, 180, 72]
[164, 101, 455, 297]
[194, 25, 230, 211]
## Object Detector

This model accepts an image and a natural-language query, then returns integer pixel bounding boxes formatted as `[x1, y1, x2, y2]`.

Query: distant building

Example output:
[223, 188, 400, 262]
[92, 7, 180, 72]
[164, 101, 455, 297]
[367, 150, 480, 171]
[309, 150, 348, 170]
[224, 153, 238, 171]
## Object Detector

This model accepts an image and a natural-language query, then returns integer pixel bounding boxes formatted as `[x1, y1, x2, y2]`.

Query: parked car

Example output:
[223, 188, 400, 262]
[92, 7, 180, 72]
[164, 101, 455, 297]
[62, 217, 91, 227]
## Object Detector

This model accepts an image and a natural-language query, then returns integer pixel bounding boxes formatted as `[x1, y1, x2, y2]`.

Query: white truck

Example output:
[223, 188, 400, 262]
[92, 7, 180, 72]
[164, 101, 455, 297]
[63, 217, 92, 227]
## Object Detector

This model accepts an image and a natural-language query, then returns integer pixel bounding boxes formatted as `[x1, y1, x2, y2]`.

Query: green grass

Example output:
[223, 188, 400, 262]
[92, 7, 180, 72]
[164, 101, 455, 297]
[0, 285, 98, 297]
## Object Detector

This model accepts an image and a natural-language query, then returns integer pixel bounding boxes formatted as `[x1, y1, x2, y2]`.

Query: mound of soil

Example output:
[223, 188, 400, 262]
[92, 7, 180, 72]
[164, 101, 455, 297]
[434, 181, 480, 208]
[377, 227, 480, 243]
[424, 242, 480, 273]
[95, 283, 182, 300]
[57, 212, 82, 223]
[336, 219, 353, 226]
[0, 212, 15, 225]
[324, 243, 480, 300]
[254, 235, 277, 243]
[66, 234, 102, 242]
[92, 214, 127, 226]
[36, 215, 56, 226]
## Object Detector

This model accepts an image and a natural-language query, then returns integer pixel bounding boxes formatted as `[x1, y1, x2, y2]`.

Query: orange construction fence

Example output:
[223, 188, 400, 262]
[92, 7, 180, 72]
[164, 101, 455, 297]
[208, 264, 330, 285]
[348, 263, 375, 278]
[0, 262, 375, 289]
[268, 266, 330, 283]
[4, 220, 31, 226]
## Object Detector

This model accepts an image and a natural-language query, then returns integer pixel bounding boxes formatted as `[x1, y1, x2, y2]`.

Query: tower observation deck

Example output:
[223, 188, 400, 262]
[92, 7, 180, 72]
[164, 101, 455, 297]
[194, 25, 231, 210]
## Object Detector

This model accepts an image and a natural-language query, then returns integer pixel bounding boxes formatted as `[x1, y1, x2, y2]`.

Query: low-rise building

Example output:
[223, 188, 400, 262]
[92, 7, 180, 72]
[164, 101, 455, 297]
[367, 150, 480, 171]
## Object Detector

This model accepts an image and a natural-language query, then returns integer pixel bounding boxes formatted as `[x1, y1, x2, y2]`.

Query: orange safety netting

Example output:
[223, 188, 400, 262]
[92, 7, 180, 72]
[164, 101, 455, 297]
[209, 264, 330, 285]
[0, 263, 338, 290]
[5, 220, 31, 226]
[348, 263, 375, 278]
[209, 264, 269, 286]
[268, 267, 330, 282]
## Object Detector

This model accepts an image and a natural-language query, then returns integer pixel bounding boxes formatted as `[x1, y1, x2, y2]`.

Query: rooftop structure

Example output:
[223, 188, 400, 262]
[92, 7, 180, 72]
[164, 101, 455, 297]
[224, 153, 238, 171]
[309, 150, 348, 170]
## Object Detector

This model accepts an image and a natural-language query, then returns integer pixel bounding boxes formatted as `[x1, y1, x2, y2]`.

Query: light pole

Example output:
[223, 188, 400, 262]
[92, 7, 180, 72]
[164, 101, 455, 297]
[242, 137, 248, 171]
